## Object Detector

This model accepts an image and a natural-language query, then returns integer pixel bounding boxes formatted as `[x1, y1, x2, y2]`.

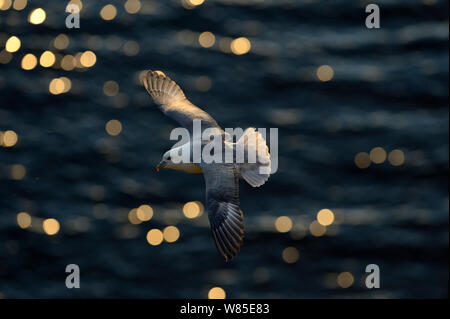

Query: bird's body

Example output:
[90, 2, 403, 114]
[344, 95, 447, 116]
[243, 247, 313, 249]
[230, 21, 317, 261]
[143, 70, 271, 261]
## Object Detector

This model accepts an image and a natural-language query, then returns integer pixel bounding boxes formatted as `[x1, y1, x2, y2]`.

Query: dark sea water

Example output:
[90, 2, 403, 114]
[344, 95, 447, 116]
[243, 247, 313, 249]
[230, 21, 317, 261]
[0, 0, 448, 298]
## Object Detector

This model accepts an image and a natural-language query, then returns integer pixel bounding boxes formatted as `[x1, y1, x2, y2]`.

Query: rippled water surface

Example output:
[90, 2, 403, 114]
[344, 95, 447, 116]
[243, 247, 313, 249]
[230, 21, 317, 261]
[0, 0, 448, 298]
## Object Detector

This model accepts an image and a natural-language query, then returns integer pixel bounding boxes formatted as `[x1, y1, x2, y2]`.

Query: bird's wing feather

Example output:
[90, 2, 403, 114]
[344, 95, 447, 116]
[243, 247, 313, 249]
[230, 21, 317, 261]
[143, 70, 221, 134]
[201, 163, 244, 261]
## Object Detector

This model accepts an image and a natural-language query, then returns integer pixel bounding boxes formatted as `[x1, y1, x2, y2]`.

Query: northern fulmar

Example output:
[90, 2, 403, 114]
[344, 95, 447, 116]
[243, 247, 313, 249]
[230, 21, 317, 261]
[143, 70, 271, 261]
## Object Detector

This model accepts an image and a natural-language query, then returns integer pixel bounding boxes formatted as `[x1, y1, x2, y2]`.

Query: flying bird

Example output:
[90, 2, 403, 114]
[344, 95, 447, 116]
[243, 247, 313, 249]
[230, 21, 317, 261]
[142, 70, 271, 261]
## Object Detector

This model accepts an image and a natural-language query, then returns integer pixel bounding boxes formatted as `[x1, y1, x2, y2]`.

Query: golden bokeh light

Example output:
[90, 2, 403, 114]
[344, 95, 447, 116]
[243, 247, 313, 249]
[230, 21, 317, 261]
[370, 147, 387, 164]
[5, 36, 21, 52]
[180, 0, 196, 10]
[0, 50, 13, 64]
[39, 51, 55, 68]
[183, 201, 203, 218]
[59, 77, 72, 93]
[61, 55, 76, 71]
[13, 0, 27, 11]
[0, 0, 12, 10]
[274, 216, 293, 233]
[128, 208, 142, 225]
[309, 220, 326, 237]
[316, 65, 334, 82]
[187, 0, 205, 6]
[163, 226, 180, 243]
[100, 4, 117, 20]
[17, 212, 31, 229]
[49, 78, 65, 95]
[231, 37, 251, 55]
[137, 204, 153, 221]
[123, 41, 140, 56]
[103, 80, 119, 96]
[195, 76, 212, 92]
[28, 8, 46, 25]
[317, 208, 334, 226]
[68, 0, 83, 10]
[21, 53, 37, 70]
[105, 119, 122, 136]
[337, 272, 354, 288]
[146, 229, 163, 246]
[208, 287, 226, 299]
[354, 152, 371, 169]
[282, 247, 299, 263]
[53, 34, 69, 50]
[388, 149, 405, 166]
[124, 0, 141, 14]
[43, 218, 60, 235]
[2, 130, 18, 147]
[9, 164, 26, 180]
[80, 50, 96, 67]
[198, 31, 215, 48]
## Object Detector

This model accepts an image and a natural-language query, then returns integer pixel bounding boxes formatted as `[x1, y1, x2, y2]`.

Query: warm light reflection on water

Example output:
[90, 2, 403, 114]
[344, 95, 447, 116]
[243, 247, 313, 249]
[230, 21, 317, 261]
[28, 8, 46, 25]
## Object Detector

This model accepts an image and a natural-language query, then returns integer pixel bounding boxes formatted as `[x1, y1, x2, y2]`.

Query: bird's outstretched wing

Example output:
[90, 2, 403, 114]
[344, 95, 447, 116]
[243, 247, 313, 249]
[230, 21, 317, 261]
[143, 70, 221, 134]
[201, 163, 244, 261]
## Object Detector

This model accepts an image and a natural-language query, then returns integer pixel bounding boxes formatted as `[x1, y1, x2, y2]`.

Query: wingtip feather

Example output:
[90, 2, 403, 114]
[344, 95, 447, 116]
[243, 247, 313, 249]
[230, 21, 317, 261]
[143, 70, 185, 105]
[210, 204, 244, 262]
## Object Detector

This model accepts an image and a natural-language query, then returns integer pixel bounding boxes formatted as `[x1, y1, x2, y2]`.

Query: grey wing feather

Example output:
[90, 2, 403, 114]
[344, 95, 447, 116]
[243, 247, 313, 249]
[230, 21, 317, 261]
[143, 70, 221, 133]
[201, 163, 244, 261]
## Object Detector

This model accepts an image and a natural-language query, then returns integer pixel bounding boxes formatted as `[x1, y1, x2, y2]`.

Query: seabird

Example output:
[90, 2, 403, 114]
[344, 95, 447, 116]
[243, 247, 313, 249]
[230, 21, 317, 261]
[142, 70, 271, 261]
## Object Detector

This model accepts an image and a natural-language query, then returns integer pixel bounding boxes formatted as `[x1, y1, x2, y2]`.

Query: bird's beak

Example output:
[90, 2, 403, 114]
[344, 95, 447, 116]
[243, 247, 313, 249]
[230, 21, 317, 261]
[156, 161, 166, 172]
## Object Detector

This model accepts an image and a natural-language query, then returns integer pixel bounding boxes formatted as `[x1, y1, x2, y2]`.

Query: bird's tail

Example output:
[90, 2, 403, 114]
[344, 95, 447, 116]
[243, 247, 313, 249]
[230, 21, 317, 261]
[142, 70, 186, 105]
[236, 128, 271, 187]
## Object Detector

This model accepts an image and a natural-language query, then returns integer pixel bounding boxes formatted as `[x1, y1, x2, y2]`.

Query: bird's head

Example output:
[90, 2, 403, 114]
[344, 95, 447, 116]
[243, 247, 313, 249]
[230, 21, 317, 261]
[156, 148, 203, 174]
[156, 150, 175, 172]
